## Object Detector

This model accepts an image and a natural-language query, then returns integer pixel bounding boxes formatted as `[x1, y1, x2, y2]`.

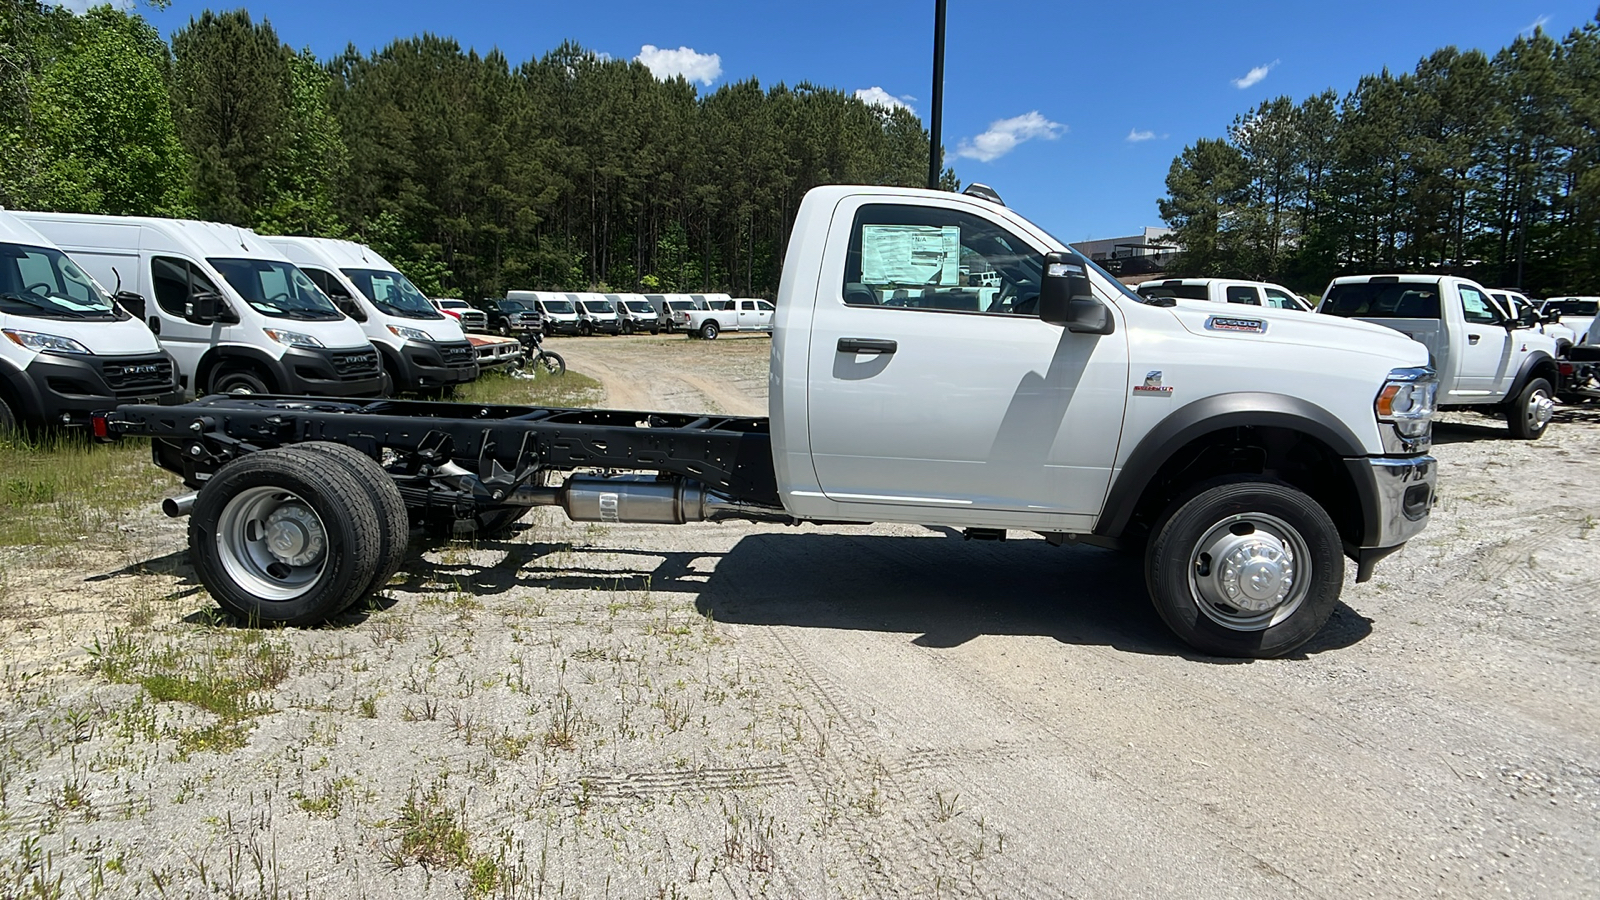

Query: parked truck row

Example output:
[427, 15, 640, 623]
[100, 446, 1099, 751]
[100, 184, 1441, 659]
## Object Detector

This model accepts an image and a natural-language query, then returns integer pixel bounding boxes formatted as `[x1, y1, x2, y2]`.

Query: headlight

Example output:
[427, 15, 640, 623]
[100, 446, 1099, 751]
[1375, 367, 1438, 438]
[387, 324, 434, 342]
[262, 328, 325, 349]
[3, 329, 92, 355]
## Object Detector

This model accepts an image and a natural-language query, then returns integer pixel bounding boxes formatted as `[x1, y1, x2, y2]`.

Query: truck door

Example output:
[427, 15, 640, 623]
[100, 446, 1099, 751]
[150, 256, 226, 392]
[1456, 283, 1514, 396]
[806, 198, 1129, 517]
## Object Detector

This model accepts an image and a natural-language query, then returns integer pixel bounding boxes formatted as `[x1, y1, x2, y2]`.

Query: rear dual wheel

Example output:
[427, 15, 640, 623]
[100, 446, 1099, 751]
[1507, 377, 1555, 440]
[188, 444, 406, 626]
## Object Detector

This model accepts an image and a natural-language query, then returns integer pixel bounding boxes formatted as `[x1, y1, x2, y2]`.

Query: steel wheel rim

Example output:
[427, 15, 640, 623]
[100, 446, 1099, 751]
[1527, 388, 1554, 431]
[1185, 511, 1311, 632]
[216, 486, 329, 602]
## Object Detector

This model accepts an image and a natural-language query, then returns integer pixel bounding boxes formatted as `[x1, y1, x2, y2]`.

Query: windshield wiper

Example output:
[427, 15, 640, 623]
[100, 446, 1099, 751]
[0, 292, 88, 317]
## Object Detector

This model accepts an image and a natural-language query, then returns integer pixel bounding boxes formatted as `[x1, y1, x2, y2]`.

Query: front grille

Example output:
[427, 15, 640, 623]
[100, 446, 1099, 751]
[331, 349, 380, 380]
[102, 356, 174, 394]
[460, 312, 487, 329]
[440, 342, 476, 366]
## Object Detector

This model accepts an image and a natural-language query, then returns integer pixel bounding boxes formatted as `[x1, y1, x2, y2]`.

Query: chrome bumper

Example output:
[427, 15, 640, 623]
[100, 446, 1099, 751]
[1344, 454, 1436, 581]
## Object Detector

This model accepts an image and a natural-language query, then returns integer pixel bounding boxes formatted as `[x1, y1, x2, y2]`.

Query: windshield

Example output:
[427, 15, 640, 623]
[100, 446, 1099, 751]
[500, 299, 534, 312]
[209, 258, 342, 320]
[1320, 282, 1441, 319]
[1551, 299, 1599, 316]
[341, 268, 441, 319]
[625, 301, 653, 313]
[0, 243, 116, 319]
[542, 300, 575, 314]
[668, 300, 696, 311]
[580, 298, 614, 314]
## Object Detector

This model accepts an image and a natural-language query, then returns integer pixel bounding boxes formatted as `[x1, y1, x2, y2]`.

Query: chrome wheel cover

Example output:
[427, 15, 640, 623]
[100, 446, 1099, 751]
[215, 486, 329, 602]
[1186, 512, 1311, 631]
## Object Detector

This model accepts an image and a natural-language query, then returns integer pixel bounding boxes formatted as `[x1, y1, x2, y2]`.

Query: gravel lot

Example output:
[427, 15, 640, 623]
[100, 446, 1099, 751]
[1, 331, 1597, 899]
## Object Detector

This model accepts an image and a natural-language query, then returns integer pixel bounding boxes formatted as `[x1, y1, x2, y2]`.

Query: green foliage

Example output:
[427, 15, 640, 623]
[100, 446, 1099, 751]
[1161, 16, 1600, 296]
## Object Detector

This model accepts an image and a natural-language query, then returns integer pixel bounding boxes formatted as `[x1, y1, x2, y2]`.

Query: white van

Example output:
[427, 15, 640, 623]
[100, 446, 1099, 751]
[570, 292, 620, 335]
[0, 211, 179, 429]
[509, 291, 582, 336]
[264, 237, 478, 393]
[16, 213, 382, 398]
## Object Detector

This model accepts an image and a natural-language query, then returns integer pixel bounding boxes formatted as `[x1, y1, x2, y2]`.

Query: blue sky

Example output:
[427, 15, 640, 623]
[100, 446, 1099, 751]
[112, 0, 1600, 242]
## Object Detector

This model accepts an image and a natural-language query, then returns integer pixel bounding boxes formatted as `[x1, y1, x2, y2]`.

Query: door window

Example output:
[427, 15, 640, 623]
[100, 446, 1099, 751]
[151, 256, 220, 316]
[1263, 288, 1302, 309]
[756, 300, 774, 312]
[841, 204, 1043, 316]
[1225, 285, 1262, 305]
[304, 268, 352, 301]
[1459, 286, 1501, 325]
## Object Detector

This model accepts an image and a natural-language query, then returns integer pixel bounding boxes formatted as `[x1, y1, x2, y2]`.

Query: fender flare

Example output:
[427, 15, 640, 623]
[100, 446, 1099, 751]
[1504, 350, 1559, 401]
[0, 358, 44, 424]
[1094, 392, 1367, 539]
[196, 346, 283, 394]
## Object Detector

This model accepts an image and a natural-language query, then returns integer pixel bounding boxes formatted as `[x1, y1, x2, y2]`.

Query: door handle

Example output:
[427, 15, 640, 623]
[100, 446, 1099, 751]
[1467, 334, 1480, 344]
[147, 316, 161, 335]
[837, 337, 897, 355]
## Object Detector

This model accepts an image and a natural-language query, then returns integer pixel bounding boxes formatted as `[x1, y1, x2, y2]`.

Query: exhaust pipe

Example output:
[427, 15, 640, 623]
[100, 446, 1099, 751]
[509, 475, 788, 524]
[162, 492, 197, 518]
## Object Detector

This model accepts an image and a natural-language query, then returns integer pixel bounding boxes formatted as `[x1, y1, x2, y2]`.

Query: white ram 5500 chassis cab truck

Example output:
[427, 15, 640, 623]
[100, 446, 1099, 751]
[1318, 274, 1560, 439]
[102, 185, 1438, 659]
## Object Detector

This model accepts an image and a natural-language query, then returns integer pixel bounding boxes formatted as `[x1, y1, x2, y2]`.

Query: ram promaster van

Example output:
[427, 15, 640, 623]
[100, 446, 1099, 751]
[0, 211, 179, 429]
[265, 237, 478, 393]
[16, 213, 382, 398]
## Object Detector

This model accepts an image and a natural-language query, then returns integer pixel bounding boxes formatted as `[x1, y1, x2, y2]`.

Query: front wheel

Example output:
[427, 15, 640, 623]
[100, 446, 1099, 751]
[700, 320, 720, 340]
[1507, 377, 1555, 440]
[211, 368, 269, 396]
[1145, 479, 1343, 658]
[534, 350, 565, 377]
[0, 395, 16, 434]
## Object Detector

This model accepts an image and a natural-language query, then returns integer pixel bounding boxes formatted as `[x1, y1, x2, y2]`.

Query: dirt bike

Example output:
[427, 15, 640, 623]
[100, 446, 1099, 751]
[510, 328, 565, 378]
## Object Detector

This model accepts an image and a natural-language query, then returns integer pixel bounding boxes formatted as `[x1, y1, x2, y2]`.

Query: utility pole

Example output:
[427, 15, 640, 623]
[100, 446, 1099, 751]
[927, 0, 946, 190]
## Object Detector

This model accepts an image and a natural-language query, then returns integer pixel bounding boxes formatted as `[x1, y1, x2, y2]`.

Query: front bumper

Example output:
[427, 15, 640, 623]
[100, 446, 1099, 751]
[18, 352, 183, 426]
[278, 345, 385, 398]
[590, 318, 621, 334]
[545, 318, 584, 335]
[397, 340, 479, 389]
[1345, 454, 1437, 581]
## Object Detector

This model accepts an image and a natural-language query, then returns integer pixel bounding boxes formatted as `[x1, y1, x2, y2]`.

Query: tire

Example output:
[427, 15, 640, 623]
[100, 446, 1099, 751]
[1506, 377, 1555, 440]
[535, 350, 566, 377]
[700, 320, 720, 340]
[1557, 341, 1572, 358]
[294, 442, 409, 603]
[579, 321, 593, 336]
[497, 321, 511, 337]
[188, 447, 384, 626]
[0, 395, 16, 434]
[211, 368, 270, 396]
[1145, 478, 1343, 658]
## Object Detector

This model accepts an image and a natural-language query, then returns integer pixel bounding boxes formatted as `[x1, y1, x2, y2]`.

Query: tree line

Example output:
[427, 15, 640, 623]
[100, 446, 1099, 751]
[1159, 16, 1600, 298]
[0, 1, 947, 299]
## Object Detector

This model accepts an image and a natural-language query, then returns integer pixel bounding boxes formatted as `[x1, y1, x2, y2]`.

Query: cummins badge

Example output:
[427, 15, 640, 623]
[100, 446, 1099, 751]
[1133, 371, 1174, 395]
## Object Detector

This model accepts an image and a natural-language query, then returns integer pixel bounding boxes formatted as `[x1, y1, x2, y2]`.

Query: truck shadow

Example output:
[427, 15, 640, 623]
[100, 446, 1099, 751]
[684, 532, 1370, 662]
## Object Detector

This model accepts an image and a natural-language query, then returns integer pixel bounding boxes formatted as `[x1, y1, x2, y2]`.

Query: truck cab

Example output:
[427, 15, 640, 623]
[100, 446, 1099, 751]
[1136, 278, 1312, 311]
[0, 211, 180, 429]
[265, 236, 478, 394]
[1492, 289, 1574, 355]
[17, 212, 382, 399]
[1318, 274, 1559, 438]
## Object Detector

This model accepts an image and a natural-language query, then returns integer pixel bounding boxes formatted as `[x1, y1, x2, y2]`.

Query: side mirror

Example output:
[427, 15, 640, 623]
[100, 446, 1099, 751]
[1038, 252, 1114, 335]
[335, 297, 367, 322]
[185, 290, 219, 325]
[1543, 309, 1562, 324]
[114, 290, 145, 321]
[1520, 309, 1540, 328]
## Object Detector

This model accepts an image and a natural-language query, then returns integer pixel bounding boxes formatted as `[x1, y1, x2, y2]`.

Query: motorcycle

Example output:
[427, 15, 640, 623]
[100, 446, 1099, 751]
[510, 327, 566, 379]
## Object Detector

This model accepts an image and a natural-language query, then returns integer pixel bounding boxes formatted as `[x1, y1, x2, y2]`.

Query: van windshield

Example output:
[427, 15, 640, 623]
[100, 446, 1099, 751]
[667, 300, 696, 311]
[542, 300, 575, 314]
[581, 298, 614, 313]
[341, 268, 440, 319]
[0, 243, 116, 319]
[210, 258, 342, 320]
[624, 301, 653, 313]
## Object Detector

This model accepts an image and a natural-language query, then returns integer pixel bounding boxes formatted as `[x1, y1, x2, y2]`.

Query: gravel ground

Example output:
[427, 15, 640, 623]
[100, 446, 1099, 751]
[1, 331, 1596, 899]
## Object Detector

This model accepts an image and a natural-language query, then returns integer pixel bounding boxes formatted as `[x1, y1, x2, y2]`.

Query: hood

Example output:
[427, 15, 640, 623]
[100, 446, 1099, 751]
[1166, 299, 1428, 366]
[3, 314, 162, 355]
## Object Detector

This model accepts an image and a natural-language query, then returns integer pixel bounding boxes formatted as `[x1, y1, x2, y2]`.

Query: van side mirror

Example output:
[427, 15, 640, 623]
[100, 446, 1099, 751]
[185, 290, 221, 325]
[334, 297, 367, 322]
[1039, 252, 1114, 335]
[114, 291, 145, 321]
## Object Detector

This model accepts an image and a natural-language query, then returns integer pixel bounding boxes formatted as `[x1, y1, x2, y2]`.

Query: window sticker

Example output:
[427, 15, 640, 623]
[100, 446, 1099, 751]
[861, 224, 960, 286]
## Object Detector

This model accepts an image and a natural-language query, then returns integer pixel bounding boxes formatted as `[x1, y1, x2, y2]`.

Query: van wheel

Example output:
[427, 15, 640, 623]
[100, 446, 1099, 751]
[1145, 479, 1342, 658]
[0, 396, 16, 434]
[294, 442, 410, 605]
[212, 368, 270, 396]
[700, 321, 720, 340]
[188, 447, 383, 626]
[1507, 377, 1555, 440]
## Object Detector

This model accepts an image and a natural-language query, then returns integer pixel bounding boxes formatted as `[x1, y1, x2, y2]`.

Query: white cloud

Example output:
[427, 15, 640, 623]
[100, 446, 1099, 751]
[1522, 14, 1551, 36]
[955, 111, 1065, 163]
[53, 0, 131, 11]
[1232, 59, 1279, 89]
[1126, 128, 1157, 142]
[854, 86, 915, 115]
[634, 44, 722, 86]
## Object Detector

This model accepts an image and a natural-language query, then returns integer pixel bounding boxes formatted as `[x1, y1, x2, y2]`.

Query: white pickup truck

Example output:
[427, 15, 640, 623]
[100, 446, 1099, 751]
[103, 185, 1438, 659]
[1136, 278, 1312, 311]
[676, 298, 775, 338]
[1318, 274, 1560, 438]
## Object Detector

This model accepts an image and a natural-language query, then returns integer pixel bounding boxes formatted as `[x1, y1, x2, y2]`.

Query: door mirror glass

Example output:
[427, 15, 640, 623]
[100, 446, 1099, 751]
[1039, 252, 1113, 335]
[114, 291, 145, 320]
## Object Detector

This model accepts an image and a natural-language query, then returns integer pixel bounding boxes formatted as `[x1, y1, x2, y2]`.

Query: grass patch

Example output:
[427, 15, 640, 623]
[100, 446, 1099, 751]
[0, 432, 170, 549]
[452, 369, 603, 408]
